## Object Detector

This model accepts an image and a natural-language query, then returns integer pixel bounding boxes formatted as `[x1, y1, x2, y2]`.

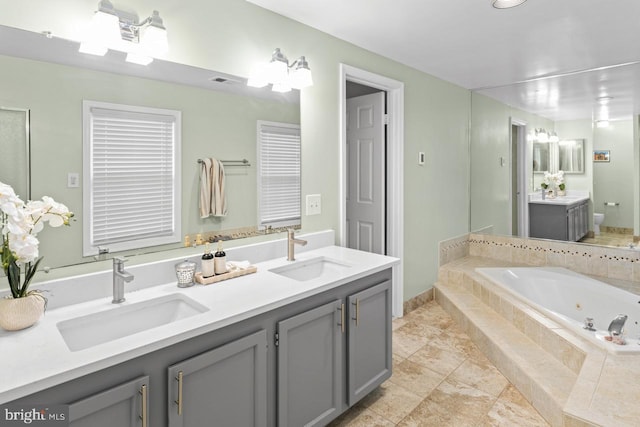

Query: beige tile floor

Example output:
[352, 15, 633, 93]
[329, 301, 550, 427]
[580, 230, 635, 248]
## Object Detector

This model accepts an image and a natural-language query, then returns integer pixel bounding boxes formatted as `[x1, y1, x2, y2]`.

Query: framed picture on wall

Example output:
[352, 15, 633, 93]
[593, 150, 610, 162]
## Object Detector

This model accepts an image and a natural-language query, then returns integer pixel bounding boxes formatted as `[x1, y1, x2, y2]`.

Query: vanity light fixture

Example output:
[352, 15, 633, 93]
[247, 48, 314, 92]
[534, 128, 549, 143]
[548, 131, 559, 143]
[492, 0, 527, 9]
[79, 0, 169, 66]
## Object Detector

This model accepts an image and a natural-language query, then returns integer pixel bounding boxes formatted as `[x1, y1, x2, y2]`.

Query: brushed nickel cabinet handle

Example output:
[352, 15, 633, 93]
[139, 384, 147, 427]
[339, 303, 345, 333]
[352, 299, 360, 326]
[175, 371, 183, 415]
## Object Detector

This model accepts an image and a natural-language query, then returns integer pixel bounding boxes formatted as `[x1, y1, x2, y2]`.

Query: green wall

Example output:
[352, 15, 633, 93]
[469, 93, 553, 235]
[593, 120, 634, 229]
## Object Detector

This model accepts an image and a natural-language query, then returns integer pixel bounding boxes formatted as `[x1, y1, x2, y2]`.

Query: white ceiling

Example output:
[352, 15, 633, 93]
[248, 0, 640, 122]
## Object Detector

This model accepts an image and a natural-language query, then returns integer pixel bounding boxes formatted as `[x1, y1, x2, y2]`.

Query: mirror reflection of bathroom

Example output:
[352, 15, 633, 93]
[582, 119, 635, 248]
[528, 120, 635, 248]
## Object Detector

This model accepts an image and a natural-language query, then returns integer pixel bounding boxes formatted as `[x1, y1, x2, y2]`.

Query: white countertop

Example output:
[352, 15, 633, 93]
[0, 245, 399, 403]
[528, 191, 589, 206]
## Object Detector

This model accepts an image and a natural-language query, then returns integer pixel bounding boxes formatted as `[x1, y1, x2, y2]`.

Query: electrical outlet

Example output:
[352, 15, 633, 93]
[306, 194, 322, 216]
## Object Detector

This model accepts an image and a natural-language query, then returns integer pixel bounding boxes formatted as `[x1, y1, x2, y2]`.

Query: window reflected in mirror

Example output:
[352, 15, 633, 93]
[558, 139, 584, 174]
[532, 142, 549, 173]
[0, 107, 30, 200]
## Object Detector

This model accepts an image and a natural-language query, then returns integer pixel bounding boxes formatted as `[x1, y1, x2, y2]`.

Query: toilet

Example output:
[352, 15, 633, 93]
[594, 213, 605, 235]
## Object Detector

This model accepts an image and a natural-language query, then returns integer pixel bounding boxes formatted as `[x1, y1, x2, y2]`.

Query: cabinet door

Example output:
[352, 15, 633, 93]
[68, 376, 149, 427]
[277, 299, 344, 427]
[167, 330, 267, 427]
[567, 206, 576, 241]
[347, 280, 392, 405]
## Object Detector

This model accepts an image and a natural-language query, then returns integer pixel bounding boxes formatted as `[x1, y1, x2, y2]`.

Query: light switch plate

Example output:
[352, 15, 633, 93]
[306, 194, 321, 216]
[67, 172, 80, 188]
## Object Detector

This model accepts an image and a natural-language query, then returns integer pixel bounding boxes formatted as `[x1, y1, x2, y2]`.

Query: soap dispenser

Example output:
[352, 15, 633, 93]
[201, 242, 215, 278]
[214, 240, 228, 275]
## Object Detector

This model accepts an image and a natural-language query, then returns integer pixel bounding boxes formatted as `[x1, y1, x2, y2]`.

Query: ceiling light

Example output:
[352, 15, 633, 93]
[492, 0, 527, 9]
[79, 1, 169, 65]
[597, 96, 614, 104]
[289, 56, 313, 90]
[266, 48, 289, 85]
[535, 128, 549, 143]
[139, 11, 168, 56]
[79, 0, 120, 56]
[247, 63, 270, 88]
[248, 48, 313, 93]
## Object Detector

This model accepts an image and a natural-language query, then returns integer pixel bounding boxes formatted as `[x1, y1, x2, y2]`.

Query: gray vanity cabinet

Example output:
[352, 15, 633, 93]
[276, 300, 344, 427]
[347, 280, 392, 405]
[68, 375, 149, 427]
[529, 199, 589, 241]
[167, 330, 267, 427]
[7, 268, 393, 427]
[276, 279, 393, 426]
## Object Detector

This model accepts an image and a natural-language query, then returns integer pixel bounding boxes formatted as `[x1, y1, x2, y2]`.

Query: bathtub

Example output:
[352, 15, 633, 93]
[476, 267, 640, 354]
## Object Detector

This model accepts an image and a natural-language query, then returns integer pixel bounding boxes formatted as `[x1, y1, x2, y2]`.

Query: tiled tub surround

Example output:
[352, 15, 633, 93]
[436, 256, 640, 427]
[440, 233, 640, 295]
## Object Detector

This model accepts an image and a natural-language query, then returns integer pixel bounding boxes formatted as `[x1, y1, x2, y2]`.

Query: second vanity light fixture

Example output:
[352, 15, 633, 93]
[79, 0, 169, 66]
[533, 128, 559, 143]
[247, 48, 313, 92]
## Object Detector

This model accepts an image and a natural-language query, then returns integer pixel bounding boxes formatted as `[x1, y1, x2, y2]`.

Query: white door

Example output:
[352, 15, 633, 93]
[346, 92, 386, 254]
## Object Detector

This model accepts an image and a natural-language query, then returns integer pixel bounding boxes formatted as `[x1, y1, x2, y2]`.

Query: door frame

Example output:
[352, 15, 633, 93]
[511, 118, 529, 237]
[339, 64, 404, 317]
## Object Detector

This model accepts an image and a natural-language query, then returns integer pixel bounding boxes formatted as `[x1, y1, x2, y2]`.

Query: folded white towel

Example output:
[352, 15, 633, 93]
[199, 157, 227, 218]
[227, 260, 251, 270]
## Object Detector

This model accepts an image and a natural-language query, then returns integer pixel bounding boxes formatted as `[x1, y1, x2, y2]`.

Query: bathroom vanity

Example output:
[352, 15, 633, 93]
[0, 238, 398, 427]
[529, 193, 589, 241]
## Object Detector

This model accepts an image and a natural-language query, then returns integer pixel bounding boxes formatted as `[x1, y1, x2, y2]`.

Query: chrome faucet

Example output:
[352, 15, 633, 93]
[112, 257, 134, 304]
[608, 314, 628, 336]
[287, 229, 307, 261]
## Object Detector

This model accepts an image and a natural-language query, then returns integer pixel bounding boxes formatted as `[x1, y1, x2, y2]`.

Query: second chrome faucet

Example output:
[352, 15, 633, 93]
[112, 257, 134, 304]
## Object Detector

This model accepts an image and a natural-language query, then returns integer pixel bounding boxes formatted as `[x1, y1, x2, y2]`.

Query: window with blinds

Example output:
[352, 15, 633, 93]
[257, 121, 301, 228]
[82, 101, 181, 256]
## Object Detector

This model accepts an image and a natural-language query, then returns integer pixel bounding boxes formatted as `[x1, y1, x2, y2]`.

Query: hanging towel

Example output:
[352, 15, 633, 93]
[199, 157, 227, 218]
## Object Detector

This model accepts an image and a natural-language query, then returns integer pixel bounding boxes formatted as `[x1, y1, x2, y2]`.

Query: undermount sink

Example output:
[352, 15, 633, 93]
[269, 256, 352, 281]
[57, 293, 209, 352]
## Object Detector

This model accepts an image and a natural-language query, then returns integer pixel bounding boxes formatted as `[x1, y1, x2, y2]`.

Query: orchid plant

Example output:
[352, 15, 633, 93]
[543, 171, 565, 190]
[0, 182, 73, 299]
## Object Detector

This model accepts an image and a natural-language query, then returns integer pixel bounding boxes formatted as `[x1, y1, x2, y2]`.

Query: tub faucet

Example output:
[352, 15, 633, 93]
[112, 257, 134, 304]
[287, 229, 307, 261]
[607, 314, 628, 336]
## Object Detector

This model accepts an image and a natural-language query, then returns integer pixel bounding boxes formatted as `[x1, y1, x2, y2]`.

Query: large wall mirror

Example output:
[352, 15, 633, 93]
[470, 66, 637, 249]
[0, 25, 300, 270]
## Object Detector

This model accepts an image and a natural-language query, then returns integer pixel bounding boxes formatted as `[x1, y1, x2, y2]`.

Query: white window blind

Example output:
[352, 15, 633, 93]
[257, 121, 301, 228]
[83, 101, 181, 255]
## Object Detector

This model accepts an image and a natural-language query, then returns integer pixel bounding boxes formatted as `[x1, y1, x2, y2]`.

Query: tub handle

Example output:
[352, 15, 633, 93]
[583, 317, 595, 331]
